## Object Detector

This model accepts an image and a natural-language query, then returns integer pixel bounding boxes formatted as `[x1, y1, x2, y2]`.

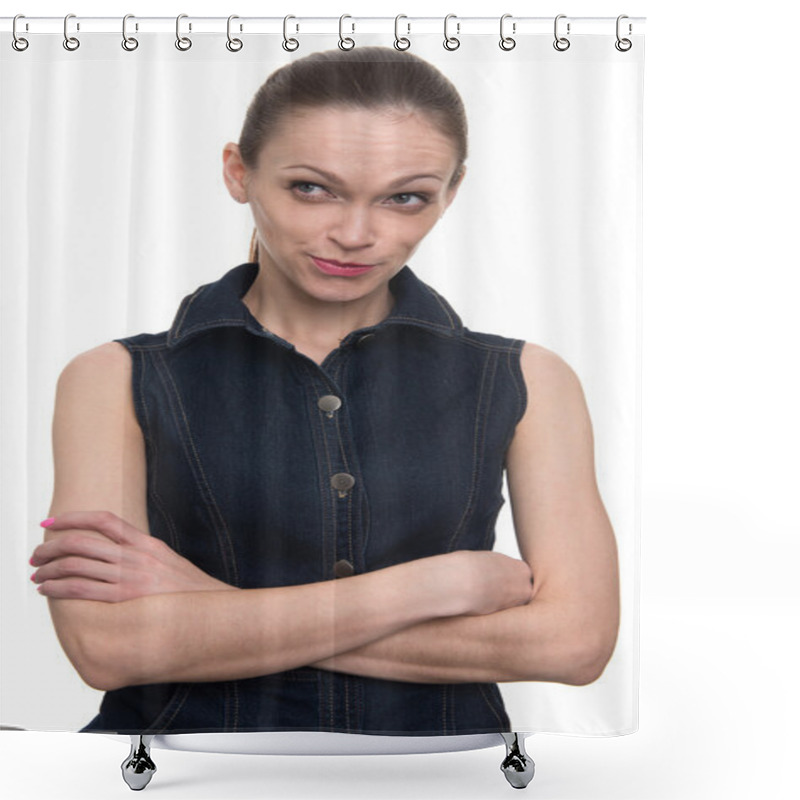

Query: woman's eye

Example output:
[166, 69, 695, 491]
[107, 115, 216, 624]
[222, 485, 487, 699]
[291, 181, 327, 198]
[290, 183, 428, 208]
[388, 193, 429, 207]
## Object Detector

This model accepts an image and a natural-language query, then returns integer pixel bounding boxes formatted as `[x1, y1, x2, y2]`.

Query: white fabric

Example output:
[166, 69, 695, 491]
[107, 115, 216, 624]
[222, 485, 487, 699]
[0, 27, 643, 739]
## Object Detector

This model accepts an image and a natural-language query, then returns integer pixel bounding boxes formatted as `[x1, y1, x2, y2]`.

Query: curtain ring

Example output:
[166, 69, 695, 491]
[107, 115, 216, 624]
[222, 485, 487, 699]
[499, 14, 516, 51]
[282, 15, 299, 52]
[443, 14, 460, 51]
[12, 15, 29, 52]
[394, 14, 410, 51]
[122, 14, 139, 51]
[226, 15, 243, 52]
[338, 14, 355, 50]
[553, 14, 570, 51]
[63, 13, 80, 51]
[615, 15, 632, 52]
[175, 14, 192, 51]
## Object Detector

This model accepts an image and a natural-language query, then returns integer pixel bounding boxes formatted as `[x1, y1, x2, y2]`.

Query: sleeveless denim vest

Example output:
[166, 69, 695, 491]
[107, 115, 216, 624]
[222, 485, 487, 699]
[80, 262, 527, 736]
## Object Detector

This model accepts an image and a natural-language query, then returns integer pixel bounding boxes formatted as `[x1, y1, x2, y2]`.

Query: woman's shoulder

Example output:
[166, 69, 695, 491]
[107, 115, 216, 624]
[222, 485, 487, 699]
[460, 330, 578, 386]
[517, 341, 584, 399]
[519, 341, 577, 376]
[513, 342, 589, 433]
[56, 342, 135, 418]
[60, 341, 131, 379]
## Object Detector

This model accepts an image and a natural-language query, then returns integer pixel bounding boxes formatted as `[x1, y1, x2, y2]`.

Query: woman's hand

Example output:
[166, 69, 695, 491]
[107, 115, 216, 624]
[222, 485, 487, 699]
[418, 550, 534, 618]
[30, 510, 238, 602]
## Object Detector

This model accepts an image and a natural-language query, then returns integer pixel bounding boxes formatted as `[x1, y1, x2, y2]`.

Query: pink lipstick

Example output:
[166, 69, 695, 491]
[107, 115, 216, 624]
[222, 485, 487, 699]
[311, 256, 375, 277]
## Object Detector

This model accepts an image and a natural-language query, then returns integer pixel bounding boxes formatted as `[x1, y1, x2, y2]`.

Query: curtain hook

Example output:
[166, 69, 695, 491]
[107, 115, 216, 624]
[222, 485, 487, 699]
[338, 14, 355, 51]
[12, 14, 29, 51]
[394, 14, 411, 51]
[63, 13, 80, 51]
[615, 15, 632, 52]
[282, 15, 299, 52]
[443, 13, 460, 51]
[175, 14, 192, 51]
[226, 15, 243, 52]
[122, 14, 139, 51]
[499, 14, 516, 51]
[553, 14, 570, 52]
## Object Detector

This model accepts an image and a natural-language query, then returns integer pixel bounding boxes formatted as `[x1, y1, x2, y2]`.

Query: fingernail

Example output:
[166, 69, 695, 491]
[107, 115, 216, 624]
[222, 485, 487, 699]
[29, 556, 35, 566]
[30, 573, 37, 583]
[40, 518, 55, 528]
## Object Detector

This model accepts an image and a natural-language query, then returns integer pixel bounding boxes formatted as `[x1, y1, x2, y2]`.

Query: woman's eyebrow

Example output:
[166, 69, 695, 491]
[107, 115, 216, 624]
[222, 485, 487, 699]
[282, 164, 445, 189]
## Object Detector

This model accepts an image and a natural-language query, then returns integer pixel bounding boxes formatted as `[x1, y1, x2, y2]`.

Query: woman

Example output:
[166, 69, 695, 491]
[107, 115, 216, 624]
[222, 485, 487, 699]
[29, 47, 620, 736]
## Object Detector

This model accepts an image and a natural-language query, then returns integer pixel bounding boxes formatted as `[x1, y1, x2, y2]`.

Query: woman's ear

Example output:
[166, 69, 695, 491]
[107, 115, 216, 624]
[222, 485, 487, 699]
[222, 143, 249, 204]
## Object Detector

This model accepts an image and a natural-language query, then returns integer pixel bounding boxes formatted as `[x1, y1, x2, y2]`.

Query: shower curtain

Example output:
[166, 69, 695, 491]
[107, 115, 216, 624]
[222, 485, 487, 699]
[1, 15, 644, 740]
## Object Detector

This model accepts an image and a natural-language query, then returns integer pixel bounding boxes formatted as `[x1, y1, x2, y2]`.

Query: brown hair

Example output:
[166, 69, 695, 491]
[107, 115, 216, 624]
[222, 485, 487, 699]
[239, 46, 468, 263]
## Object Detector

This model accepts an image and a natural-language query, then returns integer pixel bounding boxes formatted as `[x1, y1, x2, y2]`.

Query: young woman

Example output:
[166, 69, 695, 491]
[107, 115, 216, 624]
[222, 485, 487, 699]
[29, 46, 620, 736]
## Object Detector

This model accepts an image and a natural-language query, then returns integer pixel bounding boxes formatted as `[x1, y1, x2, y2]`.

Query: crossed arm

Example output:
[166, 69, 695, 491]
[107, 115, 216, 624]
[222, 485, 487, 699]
[32, 341, 619, 692]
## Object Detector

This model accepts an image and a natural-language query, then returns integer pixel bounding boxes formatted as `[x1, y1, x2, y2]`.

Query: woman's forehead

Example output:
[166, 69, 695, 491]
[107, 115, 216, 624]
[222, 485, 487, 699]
[262, 106, 458, 174]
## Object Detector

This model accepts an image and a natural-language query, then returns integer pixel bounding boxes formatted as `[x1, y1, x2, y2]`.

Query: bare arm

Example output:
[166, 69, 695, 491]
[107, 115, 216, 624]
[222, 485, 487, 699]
[310, 343, 621, 686]
[42, 343, 532, 692]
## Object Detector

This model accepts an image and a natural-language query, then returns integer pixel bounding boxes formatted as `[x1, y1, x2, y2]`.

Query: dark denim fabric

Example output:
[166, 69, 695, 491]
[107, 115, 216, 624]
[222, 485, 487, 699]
[80, 262, 527, 735]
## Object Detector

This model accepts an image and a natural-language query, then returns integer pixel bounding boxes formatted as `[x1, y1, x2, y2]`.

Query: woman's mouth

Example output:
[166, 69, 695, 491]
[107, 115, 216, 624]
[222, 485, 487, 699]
[310, 256, 376, 277]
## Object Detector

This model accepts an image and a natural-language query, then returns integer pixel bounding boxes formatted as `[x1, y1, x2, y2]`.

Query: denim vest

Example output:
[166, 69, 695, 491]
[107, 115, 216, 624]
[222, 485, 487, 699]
[80, 262, 527, 736]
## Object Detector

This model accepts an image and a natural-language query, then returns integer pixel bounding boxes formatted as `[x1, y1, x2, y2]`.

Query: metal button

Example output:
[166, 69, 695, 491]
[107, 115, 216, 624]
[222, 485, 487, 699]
[330, 472, 355, 497]
[318, 395, 342, 417]
[334, 559, 355, 579]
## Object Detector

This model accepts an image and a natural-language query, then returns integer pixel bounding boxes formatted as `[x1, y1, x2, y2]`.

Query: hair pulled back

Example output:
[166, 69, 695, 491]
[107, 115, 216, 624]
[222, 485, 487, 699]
[239, 46, 468, 262]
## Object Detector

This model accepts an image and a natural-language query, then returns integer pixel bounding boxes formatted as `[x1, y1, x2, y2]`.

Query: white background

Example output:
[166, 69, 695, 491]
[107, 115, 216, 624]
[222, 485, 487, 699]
[1, 1, 798, 799]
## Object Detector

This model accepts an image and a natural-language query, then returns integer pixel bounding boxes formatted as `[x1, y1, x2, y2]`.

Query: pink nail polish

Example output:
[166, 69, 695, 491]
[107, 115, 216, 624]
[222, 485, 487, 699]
[30, 573, 37, 582]
[40, 517, 55, 528]
[29, 556, 35, 566]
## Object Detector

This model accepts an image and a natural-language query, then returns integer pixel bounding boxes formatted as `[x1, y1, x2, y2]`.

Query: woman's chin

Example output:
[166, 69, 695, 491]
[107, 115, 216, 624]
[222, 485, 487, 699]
[300, 271, 389, 304]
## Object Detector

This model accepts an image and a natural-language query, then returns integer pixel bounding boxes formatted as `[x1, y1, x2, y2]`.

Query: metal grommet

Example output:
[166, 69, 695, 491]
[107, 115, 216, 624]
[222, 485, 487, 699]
[282, 15, 300, 52]
[499, 13, 516, 51]
[12, 15, 29, 52]
[394, 14, 410, 51]
[175, 13, 192, 51]
[63, 14, 80, 51]
[615, 14, 632, 52]
[226, 15, 243, 52]
[443, 14, 460, 51]
[553, 14, 570, 52]
[122, 14, 139, 51]
[338, 14, 355, 50]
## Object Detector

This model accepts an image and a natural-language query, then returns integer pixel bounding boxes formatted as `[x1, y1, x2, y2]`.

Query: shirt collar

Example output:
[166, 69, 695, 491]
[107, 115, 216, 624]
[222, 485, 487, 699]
[167, 262, 464, 348]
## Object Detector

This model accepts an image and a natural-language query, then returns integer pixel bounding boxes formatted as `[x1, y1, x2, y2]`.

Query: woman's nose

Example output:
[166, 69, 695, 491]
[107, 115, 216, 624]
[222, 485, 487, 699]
[327, 205, 376, 250]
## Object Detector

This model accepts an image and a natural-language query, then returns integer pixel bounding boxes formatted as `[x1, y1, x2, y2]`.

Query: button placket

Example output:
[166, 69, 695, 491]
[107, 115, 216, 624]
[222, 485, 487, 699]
[324, 407, 358, 585]
[306, 369, 361, 577]
[306, 361, 366, 731]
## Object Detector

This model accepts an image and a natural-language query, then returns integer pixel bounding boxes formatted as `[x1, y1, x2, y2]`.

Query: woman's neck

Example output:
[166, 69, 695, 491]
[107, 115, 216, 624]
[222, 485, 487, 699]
[241, 263, 395, 355]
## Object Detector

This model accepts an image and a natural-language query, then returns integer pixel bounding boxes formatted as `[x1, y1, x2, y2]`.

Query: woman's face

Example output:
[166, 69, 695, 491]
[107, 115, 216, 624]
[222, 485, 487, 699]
[228, 105, 463, 306]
